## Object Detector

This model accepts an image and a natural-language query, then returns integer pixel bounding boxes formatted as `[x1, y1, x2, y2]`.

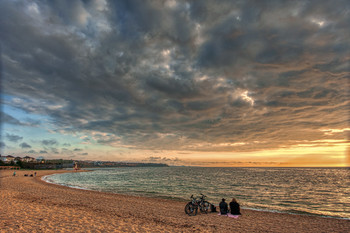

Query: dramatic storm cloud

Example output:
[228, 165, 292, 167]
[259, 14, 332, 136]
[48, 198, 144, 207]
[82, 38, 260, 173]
[0, 0, 349, 166]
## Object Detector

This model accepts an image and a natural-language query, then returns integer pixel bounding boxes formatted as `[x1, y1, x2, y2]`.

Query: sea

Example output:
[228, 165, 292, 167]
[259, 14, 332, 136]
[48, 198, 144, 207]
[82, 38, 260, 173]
[42, 167, 350, 220]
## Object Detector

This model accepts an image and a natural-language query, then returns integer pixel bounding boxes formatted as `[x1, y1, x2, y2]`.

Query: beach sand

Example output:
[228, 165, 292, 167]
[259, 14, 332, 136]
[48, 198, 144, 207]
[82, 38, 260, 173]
[1, 169, 349, 233]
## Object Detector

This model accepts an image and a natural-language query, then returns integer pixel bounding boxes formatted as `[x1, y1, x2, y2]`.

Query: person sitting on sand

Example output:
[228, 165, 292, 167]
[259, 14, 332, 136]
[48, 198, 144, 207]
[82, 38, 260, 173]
[229, 198, 241, 215]
[219, 198, 228, 215]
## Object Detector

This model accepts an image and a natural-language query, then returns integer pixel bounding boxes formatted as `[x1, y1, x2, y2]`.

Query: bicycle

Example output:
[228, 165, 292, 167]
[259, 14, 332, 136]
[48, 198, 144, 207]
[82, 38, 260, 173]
[184, 194, 211, 216]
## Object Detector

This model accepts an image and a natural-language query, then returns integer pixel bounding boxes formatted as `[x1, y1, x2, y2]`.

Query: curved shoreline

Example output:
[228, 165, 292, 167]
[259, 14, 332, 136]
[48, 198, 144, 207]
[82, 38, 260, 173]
[1, 169, 349, 232]
[42, 170, 350, 221]
[41, 171, 93, 191]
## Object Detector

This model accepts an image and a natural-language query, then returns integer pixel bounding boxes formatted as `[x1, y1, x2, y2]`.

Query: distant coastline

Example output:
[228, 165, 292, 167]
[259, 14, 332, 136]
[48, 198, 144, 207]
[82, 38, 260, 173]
[0, 156, 168, 169]
[76, 161, 169, 168]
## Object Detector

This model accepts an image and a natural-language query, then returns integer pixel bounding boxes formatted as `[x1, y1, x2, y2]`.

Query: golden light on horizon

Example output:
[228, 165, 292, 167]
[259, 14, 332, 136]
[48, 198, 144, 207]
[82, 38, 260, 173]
[123, 139, 349, 167]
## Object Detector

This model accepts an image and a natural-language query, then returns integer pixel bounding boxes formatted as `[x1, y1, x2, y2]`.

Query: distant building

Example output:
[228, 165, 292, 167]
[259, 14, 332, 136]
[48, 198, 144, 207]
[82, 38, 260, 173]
[6, 155, 15, 162]
[36, 156, 45, 163]
[22, 156, 36, 163]
[0, 155, 15, 163]
[14, 157, 22, 163]
[0, 155, 6, 162]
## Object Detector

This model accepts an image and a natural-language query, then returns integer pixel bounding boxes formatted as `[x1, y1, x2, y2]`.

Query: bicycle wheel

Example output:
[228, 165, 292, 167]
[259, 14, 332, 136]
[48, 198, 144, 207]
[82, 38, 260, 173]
[185, 202, 198, 216]
[200, 201, 210, 213]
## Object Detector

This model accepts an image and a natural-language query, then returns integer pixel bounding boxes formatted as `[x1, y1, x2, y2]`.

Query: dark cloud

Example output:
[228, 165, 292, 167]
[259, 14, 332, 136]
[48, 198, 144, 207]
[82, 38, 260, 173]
[82, 137, 90, 142]
[2, 113, 22, 125]
[50, 148, 59, 154]
[1, 0, 349, 154]
[6, 133, 23, 142]
[42, 139, 58, 146]
[27, 150, 36, 153]
[23, 118, 41, 127]
[73, 148, 82, 151]
[2, 112, 41, 127]
[19, 142, 31, 148]
[40, 150, 48, 154]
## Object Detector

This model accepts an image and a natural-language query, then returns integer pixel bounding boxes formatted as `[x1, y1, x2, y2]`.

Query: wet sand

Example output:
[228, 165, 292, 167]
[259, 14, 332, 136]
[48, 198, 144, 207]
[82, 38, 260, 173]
[1, 169, 349, 232]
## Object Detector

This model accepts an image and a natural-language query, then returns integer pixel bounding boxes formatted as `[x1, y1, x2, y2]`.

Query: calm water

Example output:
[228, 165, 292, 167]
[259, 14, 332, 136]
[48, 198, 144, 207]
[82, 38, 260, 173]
[43, 167, 350, 219]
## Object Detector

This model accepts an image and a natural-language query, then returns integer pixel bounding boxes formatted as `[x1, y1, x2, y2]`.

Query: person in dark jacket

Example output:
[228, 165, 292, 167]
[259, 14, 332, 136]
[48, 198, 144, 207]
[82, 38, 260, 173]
[219, 198, 228, 215]
[229, 198, 241, 215]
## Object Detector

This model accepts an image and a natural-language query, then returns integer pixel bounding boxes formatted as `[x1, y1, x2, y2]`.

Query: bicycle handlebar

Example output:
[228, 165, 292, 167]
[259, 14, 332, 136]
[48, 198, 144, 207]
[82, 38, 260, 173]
[190, 194, 207, 199]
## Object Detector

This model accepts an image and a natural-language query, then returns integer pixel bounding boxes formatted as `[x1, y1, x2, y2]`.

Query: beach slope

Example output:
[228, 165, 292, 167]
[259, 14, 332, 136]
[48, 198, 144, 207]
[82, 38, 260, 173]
[1, 170, 349, 232]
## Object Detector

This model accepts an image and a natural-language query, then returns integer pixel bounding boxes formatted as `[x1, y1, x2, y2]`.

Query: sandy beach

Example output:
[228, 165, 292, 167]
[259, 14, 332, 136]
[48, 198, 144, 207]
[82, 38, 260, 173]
[1, 169, 349, 233]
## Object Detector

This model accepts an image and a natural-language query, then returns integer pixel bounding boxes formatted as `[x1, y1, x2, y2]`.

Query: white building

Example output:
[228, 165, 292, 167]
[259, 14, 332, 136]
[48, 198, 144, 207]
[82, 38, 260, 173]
[0, 155, 15, 163]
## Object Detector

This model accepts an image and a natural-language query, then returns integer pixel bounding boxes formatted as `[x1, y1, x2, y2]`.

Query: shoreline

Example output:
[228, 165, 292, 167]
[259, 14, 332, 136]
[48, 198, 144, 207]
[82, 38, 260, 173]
[1, 169, 349, 232]
[42, 170, 350, 221]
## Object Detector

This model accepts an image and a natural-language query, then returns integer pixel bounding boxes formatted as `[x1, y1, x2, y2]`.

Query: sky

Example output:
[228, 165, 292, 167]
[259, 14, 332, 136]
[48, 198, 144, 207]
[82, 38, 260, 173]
[0, 0, 349, 167]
